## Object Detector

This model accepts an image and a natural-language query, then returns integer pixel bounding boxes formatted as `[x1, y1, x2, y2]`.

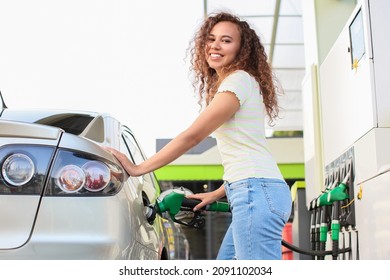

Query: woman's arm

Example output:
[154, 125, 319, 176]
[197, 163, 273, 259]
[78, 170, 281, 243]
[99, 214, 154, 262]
[107, 91, 239, 176]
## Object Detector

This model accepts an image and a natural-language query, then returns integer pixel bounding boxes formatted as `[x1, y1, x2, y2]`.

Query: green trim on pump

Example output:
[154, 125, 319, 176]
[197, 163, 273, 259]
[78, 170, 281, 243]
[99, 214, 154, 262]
[154, 163, 304, 181]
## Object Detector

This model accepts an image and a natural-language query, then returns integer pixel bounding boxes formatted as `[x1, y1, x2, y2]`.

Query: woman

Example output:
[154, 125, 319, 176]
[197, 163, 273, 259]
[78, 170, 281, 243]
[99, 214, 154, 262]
[106, 12, 292, 260]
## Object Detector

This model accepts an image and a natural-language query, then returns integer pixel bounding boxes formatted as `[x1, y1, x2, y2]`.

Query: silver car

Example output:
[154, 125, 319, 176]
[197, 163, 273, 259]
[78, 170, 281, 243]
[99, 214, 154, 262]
[0, 95, 189, 260]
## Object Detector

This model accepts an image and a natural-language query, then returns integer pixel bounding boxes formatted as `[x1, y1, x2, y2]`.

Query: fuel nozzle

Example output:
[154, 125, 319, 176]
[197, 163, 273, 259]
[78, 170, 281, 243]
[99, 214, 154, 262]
[316, 191, 332, 259]
[327, 182, 349, 203]
[327, 179, 350, 254]
[146, 187, 230, 229]
[145, 188, 187, 225]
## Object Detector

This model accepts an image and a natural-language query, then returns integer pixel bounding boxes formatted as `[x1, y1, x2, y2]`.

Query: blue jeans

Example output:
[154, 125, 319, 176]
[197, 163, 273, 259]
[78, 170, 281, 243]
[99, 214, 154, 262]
[217, 178, 292, 260]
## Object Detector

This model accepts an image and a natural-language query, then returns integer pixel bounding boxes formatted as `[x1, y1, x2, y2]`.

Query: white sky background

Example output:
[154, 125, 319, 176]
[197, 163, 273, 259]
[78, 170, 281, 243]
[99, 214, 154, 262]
[0, 0, 206, 157]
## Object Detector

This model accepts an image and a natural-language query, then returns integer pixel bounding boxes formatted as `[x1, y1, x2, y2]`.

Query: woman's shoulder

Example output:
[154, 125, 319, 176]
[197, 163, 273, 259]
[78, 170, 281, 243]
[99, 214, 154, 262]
[225, 70, 253, 82]
[230, 69, 250, 78]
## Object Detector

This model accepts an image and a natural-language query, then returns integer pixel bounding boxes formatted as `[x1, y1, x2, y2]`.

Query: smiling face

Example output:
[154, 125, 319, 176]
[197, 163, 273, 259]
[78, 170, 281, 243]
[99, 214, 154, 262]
[205, 21, 242, 75]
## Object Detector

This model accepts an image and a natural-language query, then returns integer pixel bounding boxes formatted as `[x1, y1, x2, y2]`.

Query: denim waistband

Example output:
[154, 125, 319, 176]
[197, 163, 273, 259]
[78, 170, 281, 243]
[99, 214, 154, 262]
[223, 177, 286, 186]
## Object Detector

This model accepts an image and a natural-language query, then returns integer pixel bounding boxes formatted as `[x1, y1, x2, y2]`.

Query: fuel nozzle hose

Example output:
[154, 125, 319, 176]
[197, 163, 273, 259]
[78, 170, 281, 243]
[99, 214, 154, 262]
[146, 187, 230, 229]
[316, 186, 334, 260]
[180, 197, 230, 212]
[327, 181, 350, 260]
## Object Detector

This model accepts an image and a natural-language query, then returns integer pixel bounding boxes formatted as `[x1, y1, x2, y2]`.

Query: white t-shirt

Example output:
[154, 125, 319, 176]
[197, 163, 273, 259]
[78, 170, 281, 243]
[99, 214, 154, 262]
[213, 70, 284, 183]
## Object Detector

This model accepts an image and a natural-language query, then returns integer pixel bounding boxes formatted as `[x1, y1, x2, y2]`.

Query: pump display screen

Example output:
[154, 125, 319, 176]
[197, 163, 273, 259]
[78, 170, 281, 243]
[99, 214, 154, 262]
[349, 8, 365, 69]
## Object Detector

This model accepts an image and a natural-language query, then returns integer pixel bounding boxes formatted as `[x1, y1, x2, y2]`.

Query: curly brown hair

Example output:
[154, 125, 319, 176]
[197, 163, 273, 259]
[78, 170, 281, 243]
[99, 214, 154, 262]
[188, 12, 283, 123]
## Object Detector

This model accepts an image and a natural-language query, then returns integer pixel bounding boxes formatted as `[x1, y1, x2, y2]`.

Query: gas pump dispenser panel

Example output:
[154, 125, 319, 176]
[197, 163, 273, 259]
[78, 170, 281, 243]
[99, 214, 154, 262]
[316, 0, 390, 259]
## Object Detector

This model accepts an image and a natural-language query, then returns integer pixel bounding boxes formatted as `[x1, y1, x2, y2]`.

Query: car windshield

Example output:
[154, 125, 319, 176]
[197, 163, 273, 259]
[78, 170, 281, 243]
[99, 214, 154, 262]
[0, 109, 95, 135]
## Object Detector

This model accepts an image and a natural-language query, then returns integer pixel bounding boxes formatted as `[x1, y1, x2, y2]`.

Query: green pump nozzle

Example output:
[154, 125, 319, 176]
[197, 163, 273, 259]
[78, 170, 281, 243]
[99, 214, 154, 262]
[327, 174, 350, 204]
[327, 182, 349, 203]
[317, 192, 332, 207]
[328, 175, 350, 251]
[146, 187, 230, 229]
[317, 180, 337, 207]
[155, 189, 186, 220]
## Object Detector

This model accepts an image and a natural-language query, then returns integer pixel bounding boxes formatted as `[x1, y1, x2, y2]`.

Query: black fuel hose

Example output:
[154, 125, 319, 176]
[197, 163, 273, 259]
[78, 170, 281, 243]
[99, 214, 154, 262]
[281, 239, 351, 258]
